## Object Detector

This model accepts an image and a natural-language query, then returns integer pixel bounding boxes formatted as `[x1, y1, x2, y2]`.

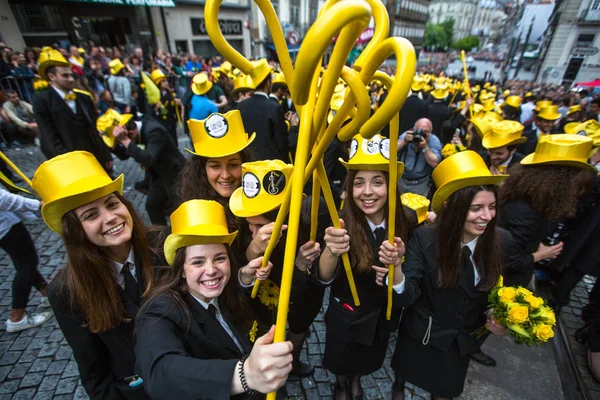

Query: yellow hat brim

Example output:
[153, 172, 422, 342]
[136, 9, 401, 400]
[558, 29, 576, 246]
[100, 114, 132, 148]
[338, 158, 404, 177]
[538, 113, 562, 121]
[41, 174, 124, 234]
[110, 64, 125, 75]
[164, 231, 238, 265]
[229, 186, 280, 218]
[192, 80, 213, 96]
[185, 132, 256, 158]
[432, 175, 507, 213]
[520, 153, 596, 171]
[250, 67, 274, 89]
[482, 136, 527, 149]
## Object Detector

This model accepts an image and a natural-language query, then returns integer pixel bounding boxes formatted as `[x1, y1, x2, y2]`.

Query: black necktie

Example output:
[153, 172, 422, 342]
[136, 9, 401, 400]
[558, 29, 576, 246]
[462, 246, 475, 290]
[208, 304, 218, 319]
[122, 262, 140, 306]
[374, 227, 387, 245]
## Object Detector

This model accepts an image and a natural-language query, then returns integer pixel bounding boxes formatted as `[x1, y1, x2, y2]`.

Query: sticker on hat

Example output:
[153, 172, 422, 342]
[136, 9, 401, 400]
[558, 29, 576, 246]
[379, 138, 390, 160]
[349, 139, 359, 159]
[363, 136, 381, 155]
[242, 172, 260, 198]
[204, 114, 229, 138]
[264, 170, 286, 195]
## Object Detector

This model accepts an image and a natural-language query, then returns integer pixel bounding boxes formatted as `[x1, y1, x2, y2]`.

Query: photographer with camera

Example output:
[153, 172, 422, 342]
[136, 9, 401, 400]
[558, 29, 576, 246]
[397, 118, 441, 196]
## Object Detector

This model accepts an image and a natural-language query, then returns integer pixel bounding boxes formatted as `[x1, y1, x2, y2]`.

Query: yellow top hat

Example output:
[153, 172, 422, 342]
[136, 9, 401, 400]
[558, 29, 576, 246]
[232, 74, 254, 95]
[482, 99, 496, 112]
[535, 100, 553, 112]
[192, 73, 213, 96]
[401, 193, 430, 224]
[431, 88, 448, 100]
[567, 105, 582, 115]
[108, 59, 125, 75]
[521, 134, 594, 171]
[32, 151, 124, 234]
[249, 58, 273, 89]
[164, 200, 238, 265]
[78, 47, 86, 54]
[38, 48, 71, 81]
[490, 85, 497, 93]
[97, 109, 133, 148]
[537, 105, 561, 121]
[473, 85, 481, 92]
[432, 151, 507, 212]
[471, 115, 495, 138]
[411, 78, 425, 92]
[220, 61, 232, 73]
[502, 95, 522, 109]
[482, 120, 526, 149]
[524, 92, 533, 98]
[423, 84, 433, 92]
[186, 110, 256, 158]
[339, 134, 404, 176]
[484, 111, 503, 122]
[503, 90, 511, 97]
[272, 72, 287, 87]
[230, 160, 293, 218]
[483, 82, 491, 89]
[565, 119, 600, 136]
[150, 69, 166, 85]
[328, 93, 347, 125]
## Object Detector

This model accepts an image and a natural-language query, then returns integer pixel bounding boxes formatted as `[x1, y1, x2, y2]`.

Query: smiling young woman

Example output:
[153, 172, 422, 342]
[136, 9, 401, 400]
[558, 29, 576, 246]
[32, 151, 154, 400]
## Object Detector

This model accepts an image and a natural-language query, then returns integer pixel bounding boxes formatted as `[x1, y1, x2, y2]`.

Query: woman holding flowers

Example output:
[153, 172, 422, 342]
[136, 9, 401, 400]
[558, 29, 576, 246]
[387, 151, 511, 400]
[318, 134, 416, 399]
[135, 200, 293, 399]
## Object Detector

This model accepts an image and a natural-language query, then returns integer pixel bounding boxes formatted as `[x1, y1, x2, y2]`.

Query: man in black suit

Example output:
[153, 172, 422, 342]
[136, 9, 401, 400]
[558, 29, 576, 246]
[34, 60, 112, 172]
[112, 118, 185, 225]
[236, 61, 288, 161]
[399, 86, 428, 134]
[427, 88, 451, 139]
[518, 105, 561, 156]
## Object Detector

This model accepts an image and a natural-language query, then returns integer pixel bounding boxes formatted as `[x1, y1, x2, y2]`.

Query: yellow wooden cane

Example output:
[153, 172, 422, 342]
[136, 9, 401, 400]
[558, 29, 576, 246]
[310, 171, 321, 242]
[0, 151, 33, 188]
[460, 50, 473, 118]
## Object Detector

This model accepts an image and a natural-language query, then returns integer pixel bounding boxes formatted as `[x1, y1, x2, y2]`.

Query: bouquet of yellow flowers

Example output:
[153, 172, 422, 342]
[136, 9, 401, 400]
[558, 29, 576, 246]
[441, 143, 466, 158]
[474, 275, 556, 345]
[33, 79, 49, 93]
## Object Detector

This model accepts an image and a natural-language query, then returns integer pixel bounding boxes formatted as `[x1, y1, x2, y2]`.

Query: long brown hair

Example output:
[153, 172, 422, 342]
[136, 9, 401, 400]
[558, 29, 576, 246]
[175, 150, 252, 231]
[56, 193, 154, 333]
[436, 185, 502, 290]
[140, 244, 253, 332]
[342, 169, 416, 273]
[499, 164, 595, 220]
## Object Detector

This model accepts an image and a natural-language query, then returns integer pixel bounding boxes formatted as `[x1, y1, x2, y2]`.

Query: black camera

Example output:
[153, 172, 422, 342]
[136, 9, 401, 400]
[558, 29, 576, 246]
[411, 129, 425, 143]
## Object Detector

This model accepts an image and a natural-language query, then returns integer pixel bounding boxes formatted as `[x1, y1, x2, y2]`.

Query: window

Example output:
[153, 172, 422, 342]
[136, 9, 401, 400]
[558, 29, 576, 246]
[591, 0, 600, 10]
[309, 0, 319, 23]
[578, 34, 595, 42]
[290, 0, 300, 28]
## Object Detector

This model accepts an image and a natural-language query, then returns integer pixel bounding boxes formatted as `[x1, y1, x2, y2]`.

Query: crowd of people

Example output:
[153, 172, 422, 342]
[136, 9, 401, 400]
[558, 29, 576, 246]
[0, 39, 599, 400]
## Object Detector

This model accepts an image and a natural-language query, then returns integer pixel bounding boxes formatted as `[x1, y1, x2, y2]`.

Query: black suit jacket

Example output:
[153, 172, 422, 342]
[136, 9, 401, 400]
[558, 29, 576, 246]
[34, 88, 111, 164]
[392, 225, 517, 355]
[498, 199, 555, 286]
[427, 102, 451, 139]
[47, 261, 150, 400]
[236, 94, 288, 161]
[400, 95, 428, 133]
[518, 129, 538, 156]
[113, 119, 185, 189]
[135, 292, 259, 400]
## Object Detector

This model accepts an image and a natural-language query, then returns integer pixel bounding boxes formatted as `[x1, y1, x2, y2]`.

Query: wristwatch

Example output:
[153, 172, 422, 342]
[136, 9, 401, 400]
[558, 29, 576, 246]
[422, 147, 429, 154]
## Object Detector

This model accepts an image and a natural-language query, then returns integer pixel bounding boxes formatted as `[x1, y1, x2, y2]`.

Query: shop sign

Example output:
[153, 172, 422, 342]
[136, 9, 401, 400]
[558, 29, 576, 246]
[191, 18, 242, 36]
[66, 0, 175, 6]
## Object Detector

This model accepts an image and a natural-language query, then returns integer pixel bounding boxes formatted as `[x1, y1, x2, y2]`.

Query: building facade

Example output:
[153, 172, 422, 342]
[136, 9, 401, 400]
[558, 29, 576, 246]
[428, 0, 478, 41]
[389, 0, 430, 49]
[538, 0, 600, 85]
[471, 0, 507, 46]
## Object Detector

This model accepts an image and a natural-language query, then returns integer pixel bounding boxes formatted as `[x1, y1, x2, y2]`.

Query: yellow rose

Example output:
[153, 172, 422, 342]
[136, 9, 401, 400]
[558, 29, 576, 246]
[507, 303, 529, 323]
[516, 287, 533, 297]
[498, 287, 517, 303]
[532, 324, 555, 342]
[539, 307, 556, 325]
[524, 295, 544, 309]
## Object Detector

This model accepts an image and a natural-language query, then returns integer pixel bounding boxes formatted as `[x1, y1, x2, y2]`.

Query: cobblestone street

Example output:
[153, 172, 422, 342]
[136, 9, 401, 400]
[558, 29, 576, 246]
[0, 140, 578, 399]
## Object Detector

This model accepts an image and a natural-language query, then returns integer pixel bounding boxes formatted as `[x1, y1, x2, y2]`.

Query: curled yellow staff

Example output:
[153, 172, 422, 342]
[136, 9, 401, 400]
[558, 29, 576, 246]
[461, 50, 473, 118]
[0, 151, 33, 188]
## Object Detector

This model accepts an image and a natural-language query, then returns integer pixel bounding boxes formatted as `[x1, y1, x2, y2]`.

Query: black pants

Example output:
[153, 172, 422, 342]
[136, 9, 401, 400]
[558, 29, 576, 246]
[0, 222, 46, 309]
[146, 182, 169, 225]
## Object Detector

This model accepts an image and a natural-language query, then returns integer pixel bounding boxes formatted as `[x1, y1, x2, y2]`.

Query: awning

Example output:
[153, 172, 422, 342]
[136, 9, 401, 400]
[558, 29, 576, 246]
[65, 0, 176, 7]
[574, 78, 600, 87]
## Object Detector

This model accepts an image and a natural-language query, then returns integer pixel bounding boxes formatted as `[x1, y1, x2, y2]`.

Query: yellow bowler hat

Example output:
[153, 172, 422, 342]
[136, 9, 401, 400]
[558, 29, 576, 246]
[521, 134, 594, 170]
[502, 95, 522, 109]
[432, 151, 507, 212]
[186, 110, 256, 158]
[249, 58, 273, 89]
[97, 109, 133, 148]
[38, 48, 71, 81]
[164, 200, 238, 265]
[339, 134, 404, 176]
[150, 69, 166, 85]
[567, 105, 582, 115]
[191, 73, 213, 96]
[471, 116, 495, 138]
[232, 74, 254, 95]
[565, 119, 600, 136]
[482, 120, 526, 149]
[230, 160, 293, 218]
[108, 59, 125, 75]
[32, 151, 124, 234]
[538, 105, 562, 121]
[535, 100, 553, 112]
[401, 193, 430, 224]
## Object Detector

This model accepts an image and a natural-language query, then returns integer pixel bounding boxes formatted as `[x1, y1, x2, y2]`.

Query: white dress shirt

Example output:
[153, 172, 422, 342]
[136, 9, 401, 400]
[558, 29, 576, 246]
[52, 86, 76, 114]
[110, 248, 137, 290]
[0, 188, 40, 240]
[190, 293, 244, 352]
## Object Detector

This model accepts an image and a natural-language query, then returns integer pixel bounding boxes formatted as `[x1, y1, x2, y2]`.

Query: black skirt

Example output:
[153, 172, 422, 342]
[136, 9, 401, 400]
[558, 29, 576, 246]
[391, 328, 470, 398]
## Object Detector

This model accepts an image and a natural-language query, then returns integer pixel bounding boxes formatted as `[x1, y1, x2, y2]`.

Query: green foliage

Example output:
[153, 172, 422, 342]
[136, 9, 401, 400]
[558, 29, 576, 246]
[440, 18, 455, 44]
[424, 22, 450, 50]
[452, 35, 480, 51]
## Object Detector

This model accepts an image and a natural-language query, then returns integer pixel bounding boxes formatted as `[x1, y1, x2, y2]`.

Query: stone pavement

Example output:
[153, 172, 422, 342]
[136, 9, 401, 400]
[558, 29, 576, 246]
[0, 140, 568, 399]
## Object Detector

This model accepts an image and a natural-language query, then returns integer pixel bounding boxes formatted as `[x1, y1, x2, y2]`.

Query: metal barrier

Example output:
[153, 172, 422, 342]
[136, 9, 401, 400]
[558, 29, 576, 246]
[0, 76, 35, 104]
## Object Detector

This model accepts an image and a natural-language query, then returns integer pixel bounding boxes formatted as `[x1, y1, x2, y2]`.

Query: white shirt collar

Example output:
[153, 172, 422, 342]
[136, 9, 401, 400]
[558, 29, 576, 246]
[463, 237, 478, 254]
[135, 120, 142, 132]
[269, 93, 279, 101]
[254, 91, 269, 98]
[111, 247, 136, 277]
[190, 292, 220, 312]
[52, 86, 72, 100]
[366, 218, 386, 233]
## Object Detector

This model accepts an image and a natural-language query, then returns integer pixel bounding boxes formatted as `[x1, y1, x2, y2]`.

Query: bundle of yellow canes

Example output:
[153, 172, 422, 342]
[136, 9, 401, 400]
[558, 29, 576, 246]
[441, 143, 466, 158]
[474, 276, 556, 345]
